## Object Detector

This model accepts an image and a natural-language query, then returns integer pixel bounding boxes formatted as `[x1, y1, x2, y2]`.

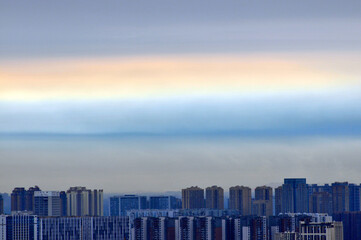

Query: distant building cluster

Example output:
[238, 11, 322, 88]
[0, 178, 360, 239]
[129, 212, 343, 240]
[1, 211, 352, 240]
[0, 213, 129, 240]
[178, 179, 361, 217]
[9, 186, 103, 217]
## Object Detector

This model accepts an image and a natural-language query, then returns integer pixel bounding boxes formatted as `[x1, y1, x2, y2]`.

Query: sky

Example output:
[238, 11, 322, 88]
[0, 0, 361, 193]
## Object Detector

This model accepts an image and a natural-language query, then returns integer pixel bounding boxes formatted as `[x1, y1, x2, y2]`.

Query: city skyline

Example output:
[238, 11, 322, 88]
[1, 176, 360, 237]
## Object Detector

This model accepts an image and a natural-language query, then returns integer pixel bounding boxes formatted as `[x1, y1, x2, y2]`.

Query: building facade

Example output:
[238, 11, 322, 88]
[309, 191, 333, 215]
[132, 217, 176, 240]
[229, 186, 252, 215]
[34, 191, 61, 217]
[0, 214, 38, 240]
[39, 216, 129, 240]
[11, 186, 41, 213]
[348, 184, 361, 212]
[331, 182, 349, 213]
[281, 179, 308, 213]
[182, 187, 204, 210]
[110, 195, 147, 216]
[269, 213, 332, 240]
[273, 232, 300, 240]
[300, 221, 343, 240]
[0, 195, 3, 215]
[59, 191, 67, 216]
[149, 196, 179, 210]
[253, 186, 273, 217]
[275, 186, 282, 216]
[205, 186, 224, 210]
[333, 211, 361, 240]
[131, 215, 267, 240]
[66, 187, 103, 217]
[10, 188, 26, 212]
[26, 187, 41, 213]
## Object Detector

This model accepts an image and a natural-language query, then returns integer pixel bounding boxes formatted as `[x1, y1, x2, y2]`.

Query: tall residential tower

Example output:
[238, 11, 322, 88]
[229, 186, 252, 215]
[66, 186, 103, 216]
[182, 186, 205, 209]
[205, 186, 224, 209]
[252, 186, 273, 216]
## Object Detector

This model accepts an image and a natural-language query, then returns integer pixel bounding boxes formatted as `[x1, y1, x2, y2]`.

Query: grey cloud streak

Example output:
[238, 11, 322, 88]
[1, 0, 361, 58]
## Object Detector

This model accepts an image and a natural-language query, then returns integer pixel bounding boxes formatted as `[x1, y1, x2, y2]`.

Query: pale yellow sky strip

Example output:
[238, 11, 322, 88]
[1, 54, 360, 101]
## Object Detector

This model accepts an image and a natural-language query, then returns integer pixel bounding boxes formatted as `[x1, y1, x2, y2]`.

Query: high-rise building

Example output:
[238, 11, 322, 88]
[252, 200, 272, 217]
[0, 215, 5, 240]
[193, 217, 221, 240]
[0, 195, 3, 215]
[59, 191, 67, 216]
[40, 216, 85, 240]
[205, 186, 224, 210]
[255, 186, 273, 202]
[333, 211, 361, 240]
[282, 178, 308, 213]
[132, 217, 176, 240]
[229, 186, 252, 215]
[132, 215, 267, 240]
[309, 191, 333, 215]
[25, 186, 41, 212]
[349, 184, 361, 212]
[149, 196, 179, 210]
[182, 186, 205, 209]
[300, 221, 343, 240]
[34, 191, 61, 216]
[176, 216, 195, 239]
[309, 184, 332, 195]
[0, 213, 38, 240]
[275, 186, 283, 216]
[269, 214, 295, 239]
[92, 216, 129, 240]
[233, 215, 267, 240]
[66, 186, 103, 216]
[10, 188, 26, 212]
[39, 216, 129, 240]
[253, 186, 273, 217]
[110, 195, 147, 216]
[91, 189, 103, 216]
[331, 182, 349, 213]
[11, 186, 41, 213]
[269, 213, 333, 240]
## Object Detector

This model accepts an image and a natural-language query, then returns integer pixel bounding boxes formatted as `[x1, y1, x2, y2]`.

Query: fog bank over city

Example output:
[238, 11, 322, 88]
[1, 136, 360, 193]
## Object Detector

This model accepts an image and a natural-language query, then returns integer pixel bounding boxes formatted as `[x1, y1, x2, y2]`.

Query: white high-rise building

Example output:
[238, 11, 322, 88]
[300, 221, 343, 240]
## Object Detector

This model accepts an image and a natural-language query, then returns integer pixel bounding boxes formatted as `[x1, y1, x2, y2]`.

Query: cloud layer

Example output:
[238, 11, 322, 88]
[1, 0, 361, 192]
[1, 86, 361, 136]
[1, 0, 361, 58]
[1, 54, 360, 100]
